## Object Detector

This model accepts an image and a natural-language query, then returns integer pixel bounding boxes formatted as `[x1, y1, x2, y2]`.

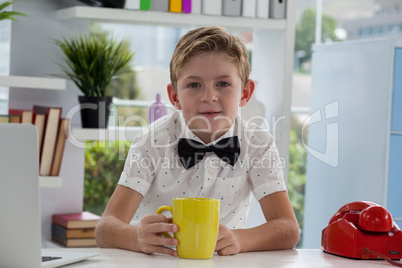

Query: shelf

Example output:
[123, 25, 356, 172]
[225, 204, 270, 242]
[69, 126, 142, 141]
[0, 75, 66, 90]
[39, 176, 62, 188]
[55, 6, 286, 30]
[391, 131, 402, 135]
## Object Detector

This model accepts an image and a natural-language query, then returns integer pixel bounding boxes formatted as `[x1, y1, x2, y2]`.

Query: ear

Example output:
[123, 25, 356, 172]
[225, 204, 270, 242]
[239, 79, 255, 107]
[167, 83, 182, 110]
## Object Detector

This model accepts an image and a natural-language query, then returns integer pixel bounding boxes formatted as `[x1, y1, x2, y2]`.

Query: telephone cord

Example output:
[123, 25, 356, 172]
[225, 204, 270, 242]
[363, 248, 402, 267]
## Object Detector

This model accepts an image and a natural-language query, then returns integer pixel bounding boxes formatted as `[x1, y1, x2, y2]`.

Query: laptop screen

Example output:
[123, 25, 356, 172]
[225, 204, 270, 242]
[0, 124, 42, 267]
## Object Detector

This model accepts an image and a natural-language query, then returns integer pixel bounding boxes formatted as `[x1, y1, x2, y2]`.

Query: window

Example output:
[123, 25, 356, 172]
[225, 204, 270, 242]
[0, 19, 11, 114]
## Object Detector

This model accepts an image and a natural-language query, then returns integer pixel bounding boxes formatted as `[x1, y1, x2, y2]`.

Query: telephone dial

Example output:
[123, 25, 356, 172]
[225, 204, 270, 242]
[322, 201, 402, 262]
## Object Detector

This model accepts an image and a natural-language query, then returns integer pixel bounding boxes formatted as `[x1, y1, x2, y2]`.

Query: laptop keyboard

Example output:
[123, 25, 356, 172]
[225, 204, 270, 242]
[42, 256, 62, 262]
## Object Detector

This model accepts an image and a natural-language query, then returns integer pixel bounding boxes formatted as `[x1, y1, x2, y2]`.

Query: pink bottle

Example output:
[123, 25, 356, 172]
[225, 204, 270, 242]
[148, 93, 167, 123]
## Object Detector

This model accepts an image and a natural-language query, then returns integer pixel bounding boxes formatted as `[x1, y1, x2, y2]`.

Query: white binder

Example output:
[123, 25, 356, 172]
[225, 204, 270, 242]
[222, 0, 242, 16]
[202, 0, 222, 16]
[124, 0, 140, 9]
[256, 0, 269, 19]
[192, 0, 202, 14]
[269, 0, 286, 19]
[242, 0, 257, 18]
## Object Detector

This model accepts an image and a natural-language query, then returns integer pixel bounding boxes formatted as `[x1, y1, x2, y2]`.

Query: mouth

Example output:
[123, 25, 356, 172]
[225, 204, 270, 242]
[199, 111, 221, 117]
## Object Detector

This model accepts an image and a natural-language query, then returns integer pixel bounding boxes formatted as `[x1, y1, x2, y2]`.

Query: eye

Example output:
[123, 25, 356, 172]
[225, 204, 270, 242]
[188, 82, 200, 88]
[217, 81, 230, 87]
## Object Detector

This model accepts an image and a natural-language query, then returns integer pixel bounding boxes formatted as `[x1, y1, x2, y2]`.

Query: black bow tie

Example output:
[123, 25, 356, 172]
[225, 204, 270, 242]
[178, 136, 240, 170]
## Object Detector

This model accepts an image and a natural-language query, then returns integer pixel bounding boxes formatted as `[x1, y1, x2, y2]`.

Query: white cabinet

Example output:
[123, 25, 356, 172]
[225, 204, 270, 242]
[0, 75, 66, 90]
[8, 0, 296, 242]
[303, 38, 402, 248]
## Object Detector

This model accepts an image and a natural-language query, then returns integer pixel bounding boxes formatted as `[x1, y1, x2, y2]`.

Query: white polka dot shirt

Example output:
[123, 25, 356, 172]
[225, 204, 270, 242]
[118, 111, 286, 229]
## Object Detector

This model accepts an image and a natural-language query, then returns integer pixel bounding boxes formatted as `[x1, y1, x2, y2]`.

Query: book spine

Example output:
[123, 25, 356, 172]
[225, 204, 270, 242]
[256, 0, 269, 19]
[50, 118, 69, 176]
[242, 0, 256, 18]
[0, 115, 9, 123]
[191, 0, 201, 14]
[39, 108, 61, 176]
[33, 114, 45, 157]
[140, 0, 151, 10]
[9, 114, 21, 123]
[52, 233, 97, 247]
[169, 0, 182, 12]
[52, 223, 67, 238]
[269, 0, 286, 19]
[52, 215, 68, 228]
[52, 233, 67, 246]
[202, 0, 222, 16]
[182, 0, 191, 13]
[151, 0, 169, 11]
[222, 0, 241, 16]
[125, 0, 140, 9]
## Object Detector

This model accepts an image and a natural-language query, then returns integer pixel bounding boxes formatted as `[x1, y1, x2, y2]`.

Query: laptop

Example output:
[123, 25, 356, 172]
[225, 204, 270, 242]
[0, 124, 99, 267]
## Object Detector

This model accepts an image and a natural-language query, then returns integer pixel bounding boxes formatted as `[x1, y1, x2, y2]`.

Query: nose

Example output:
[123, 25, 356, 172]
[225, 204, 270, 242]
[200, 85, 218, 103]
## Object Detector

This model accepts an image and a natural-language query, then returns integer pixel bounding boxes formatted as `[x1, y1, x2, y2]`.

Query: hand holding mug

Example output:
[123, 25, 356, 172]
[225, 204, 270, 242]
[215, 223, 241, 256]
[136, 213, 179, 257]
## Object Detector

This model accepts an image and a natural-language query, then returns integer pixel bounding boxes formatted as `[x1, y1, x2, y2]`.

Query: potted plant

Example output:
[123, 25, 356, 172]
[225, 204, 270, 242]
[0, 1, 27, 21]
[54, 33, 134, 128]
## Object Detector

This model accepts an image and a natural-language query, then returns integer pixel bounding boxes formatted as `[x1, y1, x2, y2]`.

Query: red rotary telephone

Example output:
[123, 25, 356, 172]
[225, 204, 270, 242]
[322, 201, 402, 263]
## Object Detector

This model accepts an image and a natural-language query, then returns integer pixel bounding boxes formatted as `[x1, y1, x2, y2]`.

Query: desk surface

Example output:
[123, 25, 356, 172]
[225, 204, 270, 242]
[48, 248, 398, 267]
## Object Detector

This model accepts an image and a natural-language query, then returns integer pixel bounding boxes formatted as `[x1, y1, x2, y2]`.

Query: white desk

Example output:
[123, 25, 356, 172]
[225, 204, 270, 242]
[47, 248, 397, 267]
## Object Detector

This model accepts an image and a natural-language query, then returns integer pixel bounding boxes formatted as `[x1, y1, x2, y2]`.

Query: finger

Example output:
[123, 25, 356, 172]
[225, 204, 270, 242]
[215, 237, 230, 252]
[217, 246, 236, 256]
[143, 245, 178, 257]
[142, 214, 168, 224]
[141, 220, 178, 234]
[146, 235, 179, 247]
[151, 222, 178, 234]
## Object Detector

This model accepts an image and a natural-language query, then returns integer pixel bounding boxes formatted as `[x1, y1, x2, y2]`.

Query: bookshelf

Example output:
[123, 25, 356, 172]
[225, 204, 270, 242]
[0, 75, 66, 188]
[70, 126, 142, 141]
[0, 75, 66, 90]
[55, 6, 286, 30]
[39, 176, 62, 188]
[8, 0, 296, 244]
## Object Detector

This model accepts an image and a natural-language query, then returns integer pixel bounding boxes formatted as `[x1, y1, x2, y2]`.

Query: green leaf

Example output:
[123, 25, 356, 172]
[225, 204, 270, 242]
[0, 1, 28, 21]
[0, 1, 13, 10]
[54, 33, 135, 97]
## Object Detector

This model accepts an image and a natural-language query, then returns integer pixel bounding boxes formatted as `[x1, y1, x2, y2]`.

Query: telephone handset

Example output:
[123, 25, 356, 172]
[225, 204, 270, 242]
[322, 201, 402, 264]
[328, 201, 394, 232]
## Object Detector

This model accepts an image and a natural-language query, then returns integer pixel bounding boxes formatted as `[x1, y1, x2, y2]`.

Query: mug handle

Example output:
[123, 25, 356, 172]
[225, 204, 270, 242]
[155, 205, 173, 238]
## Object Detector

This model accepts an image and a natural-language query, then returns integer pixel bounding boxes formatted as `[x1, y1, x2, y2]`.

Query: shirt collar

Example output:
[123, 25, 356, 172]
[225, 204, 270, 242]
[175, 111, 239, 146]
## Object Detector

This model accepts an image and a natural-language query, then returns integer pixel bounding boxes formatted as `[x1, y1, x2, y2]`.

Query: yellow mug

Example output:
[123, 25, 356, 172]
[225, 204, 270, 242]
[156, 198, 220, 259]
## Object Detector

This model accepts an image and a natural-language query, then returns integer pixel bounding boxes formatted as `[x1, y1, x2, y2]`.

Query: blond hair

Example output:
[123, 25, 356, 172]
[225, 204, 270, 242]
[169, 26, 250, 89]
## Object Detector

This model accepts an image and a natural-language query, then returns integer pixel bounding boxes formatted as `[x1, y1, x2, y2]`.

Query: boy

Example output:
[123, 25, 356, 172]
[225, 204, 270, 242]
[95, 26, 299, 256]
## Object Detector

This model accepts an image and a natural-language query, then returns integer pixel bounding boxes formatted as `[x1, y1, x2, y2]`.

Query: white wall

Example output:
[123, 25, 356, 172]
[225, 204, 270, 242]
[303, 38, 395, 248]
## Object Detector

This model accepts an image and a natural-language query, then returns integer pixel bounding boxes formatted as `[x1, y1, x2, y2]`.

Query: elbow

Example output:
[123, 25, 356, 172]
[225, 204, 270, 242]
[95, 221, 107, 248]
[291, 224, 300, 249]
[286, 220, 300, 249]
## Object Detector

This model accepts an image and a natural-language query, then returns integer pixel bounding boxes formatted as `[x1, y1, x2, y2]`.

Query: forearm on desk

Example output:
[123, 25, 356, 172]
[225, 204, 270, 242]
[234, 217, 300, 252]
[95, 215, 139, 252]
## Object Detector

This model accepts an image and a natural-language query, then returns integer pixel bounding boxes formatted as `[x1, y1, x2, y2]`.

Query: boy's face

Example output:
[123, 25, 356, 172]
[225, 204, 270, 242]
[167, 52, 254, 144]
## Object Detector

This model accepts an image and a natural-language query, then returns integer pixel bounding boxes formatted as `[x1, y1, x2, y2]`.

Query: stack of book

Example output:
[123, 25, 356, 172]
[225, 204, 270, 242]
[1, 105, 69, 176]
[51, 211, 100, 248]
